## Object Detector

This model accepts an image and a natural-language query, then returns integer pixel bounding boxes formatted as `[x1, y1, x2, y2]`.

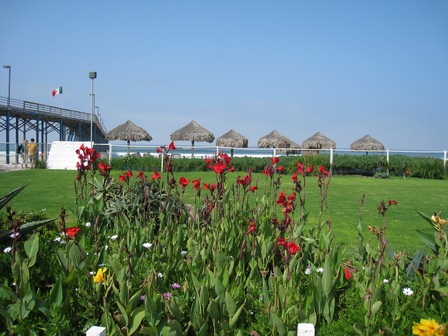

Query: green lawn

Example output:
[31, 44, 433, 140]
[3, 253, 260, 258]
[1, 169, 447, 253]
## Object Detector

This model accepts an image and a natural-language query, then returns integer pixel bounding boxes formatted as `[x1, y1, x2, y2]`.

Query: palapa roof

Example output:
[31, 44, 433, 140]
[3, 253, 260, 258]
[258, 130, 292, 148]
[276, 140, 301, 154]
[216, 129, 248, 148]
[105, 120, 152, 142]
[170, 120, 215, 143]
[301, 132, 336, 149]
[350, 134, 385, 150]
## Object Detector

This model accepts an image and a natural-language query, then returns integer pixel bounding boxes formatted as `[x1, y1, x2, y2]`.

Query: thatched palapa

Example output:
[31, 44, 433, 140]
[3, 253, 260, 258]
[258, 130, 291, 148]
[301, 132, 336, 149]
[170, 120, 215, 157]
[216, 129, 248, 157]
[106, 120, 152, 154]
[350, 134, 385, 151]
[277, 140, 301, 155]
[216, 129, 248, 148]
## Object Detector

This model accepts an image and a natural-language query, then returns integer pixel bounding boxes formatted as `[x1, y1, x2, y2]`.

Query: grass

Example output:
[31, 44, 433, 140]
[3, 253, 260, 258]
[0, 169, 447, 253]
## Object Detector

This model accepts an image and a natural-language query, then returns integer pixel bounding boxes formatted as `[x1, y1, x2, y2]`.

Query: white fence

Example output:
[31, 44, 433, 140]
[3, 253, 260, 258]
[1, 142, 447, 168]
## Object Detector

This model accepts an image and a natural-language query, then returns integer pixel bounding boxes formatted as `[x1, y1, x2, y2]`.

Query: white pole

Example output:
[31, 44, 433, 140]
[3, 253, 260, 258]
[330, 148, 334, 167]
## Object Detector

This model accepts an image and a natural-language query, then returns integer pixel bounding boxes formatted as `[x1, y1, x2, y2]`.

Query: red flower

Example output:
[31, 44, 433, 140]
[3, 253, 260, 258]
[249, 186, 258, 192]
[227, 166, 235, 173]
[237, 174, 252, 188]
[137, 171, 144, 179]
[219, 152, 231, 165]
[272, 157, 279, 165]
[388, 200, 397, 206]
[247, 222, 256, 234]
[192, 178, 201, 190]
[344, 267, 352, 280]
[168, 141, 176, 151]
[287, 193, 295, 202]
[151, 171, 161, 180]
[287, 241, 300, 255]
[203, 183, 210, 190]
[318, 165, 329, 175]
[277, 192, 286, 206]
[262, 167, 272, 176]
[179, 176, 189, 188]
[65, 227, 80, 238]
[292, 173, 298, 183]
[306, 166, 314, 173]
[296, 162, 303, 175]
[276, 166, 284, 172]
[204, 158, 214, 169]
[276, 237, 287, 247]
[213, 162, 227, 174]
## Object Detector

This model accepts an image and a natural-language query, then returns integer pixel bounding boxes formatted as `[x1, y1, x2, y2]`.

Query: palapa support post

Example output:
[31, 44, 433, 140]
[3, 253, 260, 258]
[86, 326, 106, 336]
[297, 323, 315, 335]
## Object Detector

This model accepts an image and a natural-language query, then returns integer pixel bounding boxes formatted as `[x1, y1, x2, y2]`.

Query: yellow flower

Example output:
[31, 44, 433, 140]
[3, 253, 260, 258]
[431, 215, 447, 231]
[93, 267, 107, 283]
[412, 318, 446, 336]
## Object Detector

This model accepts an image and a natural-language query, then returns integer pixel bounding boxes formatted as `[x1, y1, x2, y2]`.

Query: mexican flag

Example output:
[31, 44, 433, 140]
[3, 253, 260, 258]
[52, 86, 63, 97]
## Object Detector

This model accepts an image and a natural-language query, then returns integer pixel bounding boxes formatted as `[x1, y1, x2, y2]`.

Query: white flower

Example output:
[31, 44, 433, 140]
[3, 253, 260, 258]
[104, 245, 109, 251]
[110, 235, 118, 240]
[59, 240, 66, 244]
[317, 267, 324, 273]
[54, 237, 61, 242]
[181, 250, 188, 255]
[402, 287, 413, 296]
[305, 266, 312, 275]
[89, 271, 95, 275]
[143, 243, 152, 249]
[383, 279, 389, 284]
[85, 222, 91, 227]
[3, 247, 12, 253]
[10, 232, 20, 239]
[157, 272, 163, 278]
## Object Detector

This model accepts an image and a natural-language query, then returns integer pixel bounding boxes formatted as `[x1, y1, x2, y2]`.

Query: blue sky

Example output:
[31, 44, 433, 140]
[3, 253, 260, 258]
[1, 1, 447, 150]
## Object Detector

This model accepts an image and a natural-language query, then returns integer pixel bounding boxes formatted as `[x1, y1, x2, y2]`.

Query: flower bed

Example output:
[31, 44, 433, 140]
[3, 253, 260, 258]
[0, 143, 447, 335]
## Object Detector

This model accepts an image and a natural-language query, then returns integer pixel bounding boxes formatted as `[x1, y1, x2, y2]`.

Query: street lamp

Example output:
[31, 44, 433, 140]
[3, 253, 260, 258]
[3, 65, 11, 164]
[3, 65, 11, 108]
[89, 71, 97, 146]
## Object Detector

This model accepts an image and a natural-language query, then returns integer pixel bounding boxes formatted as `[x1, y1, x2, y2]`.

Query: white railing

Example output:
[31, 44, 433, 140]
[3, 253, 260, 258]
[1, 141, 447, 169]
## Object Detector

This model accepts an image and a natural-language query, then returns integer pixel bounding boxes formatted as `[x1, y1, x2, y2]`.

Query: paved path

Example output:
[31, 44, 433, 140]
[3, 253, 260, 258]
[0, 163, 26, 173]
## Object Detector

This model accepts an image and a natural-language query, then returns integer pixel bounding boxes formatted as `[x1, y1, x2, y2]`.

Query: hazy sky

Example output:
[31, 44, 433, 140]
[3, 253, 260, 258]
[1, 1, 447, 150]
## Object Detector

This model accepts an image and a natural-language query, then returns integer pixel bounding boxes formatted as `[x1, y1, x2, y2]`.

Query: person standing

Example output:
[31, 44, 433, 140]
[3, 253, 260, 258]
[19, 139, 28, 169]
[27, 138, 38, 169]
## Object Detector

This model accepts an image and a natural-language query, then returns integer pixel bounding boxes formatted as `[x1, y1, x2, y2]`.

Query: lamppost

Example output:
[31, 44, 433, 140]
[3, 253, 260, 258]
[3, 65, 11, 164]
[89, 71, 97, 146]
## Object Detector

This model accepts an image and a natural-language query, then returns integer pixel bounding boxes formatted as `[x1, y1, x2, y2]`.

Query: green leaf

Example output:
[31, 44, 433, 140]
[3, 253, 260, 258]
[225, 291, 237, 318]
[129, 307, 145, 335]
[322, 255, 332, 296]
[116, 301, 129, 326]
[416, 230, 437, 255]
[229, 300, 246, 329]
[432, 287, 448, 295]
[0, 218, 56, 243]
[207, 299, 220, 322]
[24, 234, 39, 267]
[0, 184, 29, 210]
[371, 301, 382, 317]
[49, 278, 63, 306]
[269, 311, 285, 336]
